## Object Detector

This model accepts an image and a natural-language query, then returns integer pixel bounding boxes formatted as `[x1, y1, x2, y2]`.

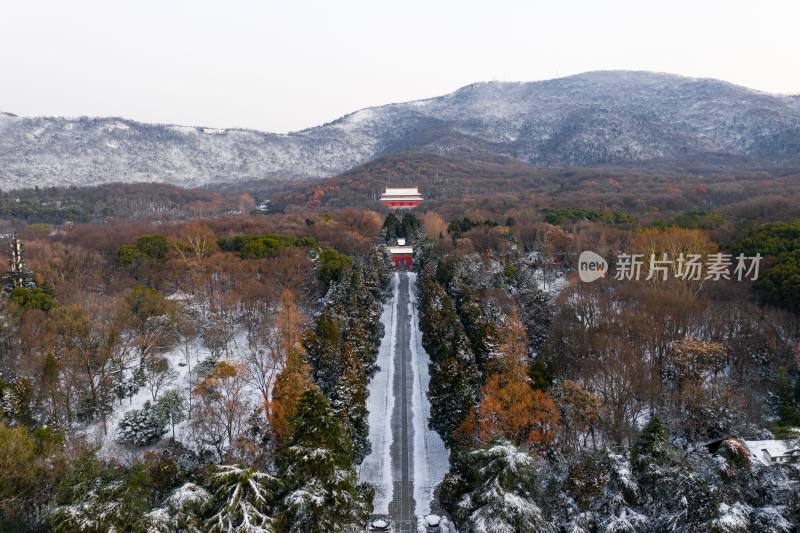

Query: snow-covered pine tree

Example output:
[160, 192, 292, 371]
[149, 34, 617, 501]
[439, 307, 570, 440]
[302, 254, 386, 465]
[441, 441, 554, 533]
[155, 388, 186, 440]
[330, 262, 383, 375]
[515, 280, 552, 356]
[302, 310, 342, 397]
[455, 286, 500, 367]
[50, 462, 153, 532]
[418, 278, 473, 365]
[115, 401, 168, 446]
[364, 245, 392, 302]
[631, 415, 672, 470]
[145, 482, 213, 533]
[428, 356, 479, 448]
[204, 464, 277, 533]
[277, 388, 372, 533]
[328, 337, 371, 463]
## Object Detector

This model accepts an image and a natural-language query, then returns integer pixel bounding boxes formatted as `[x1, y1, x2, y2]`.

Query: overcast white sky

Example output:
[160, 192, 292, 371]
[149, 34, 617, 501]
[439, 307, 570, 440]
[1, 0, 798, 133]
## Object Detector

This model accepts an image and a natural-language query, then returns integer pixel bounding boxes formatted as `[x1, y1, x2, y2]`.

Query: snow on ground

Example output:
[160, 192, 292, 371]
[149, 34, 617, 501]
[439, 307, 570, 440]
[531, 265, 568, 298]
[85, 336, 208, 462]
[361, 272, 452, 518]
[85, 327, 261, 463]
[408, 272, 450, 517]
[359, 275, 398, 514]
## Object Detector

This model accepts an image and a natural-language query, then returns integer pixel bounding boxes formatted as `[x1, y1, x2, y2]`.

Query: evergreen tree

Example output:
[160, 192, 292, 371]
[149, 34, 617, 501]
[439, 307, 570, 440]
[302, 254, 387, 465]
[145, 482, 213, 533]
[441, 441, 554, 533]
[516, 283, 552, 356]
[400, 212, 423, 244]
[775, 368, 800, 426]
[528, 357, 553, 391]
[333, 264, 383, 376]
[302, 311, 342, 396]
[419, 280, 473, 365]
[115, 401, 168, 446]
[429, 356, 479, 447]
[364, 246, 392, 301]
[277, 389, 372, 533]
[343, 317, 379, 377]
[631, 415, 672, 469]
[50, 462, 154, 533]
[456, 287, 499, 366]
[155, 388, 186, 440]
[204, 464, 277, 533]
[328, 339, 371, 463]
[381, 213, 401, 242]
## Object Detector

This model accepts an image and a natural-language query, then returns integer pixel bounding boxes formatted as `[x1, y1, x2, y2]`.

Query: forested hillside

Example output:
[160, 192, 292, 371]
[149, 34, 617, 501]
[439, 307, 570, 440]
[0, 210, 389, 531]
[409, 207, 800, 531]
[0, 177, 798, 531]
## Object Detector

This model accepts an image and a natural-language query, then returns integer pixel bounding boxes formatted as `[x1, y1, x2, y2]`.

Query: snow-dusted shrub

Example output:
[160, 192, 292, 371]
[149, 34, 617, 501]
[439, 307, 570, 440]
[165, 482, 213, 514]
[707, 502, 751, 532]
[50, 488, 123, 532]
[144, 507, 174, 532]
[194, 357, 218, 379]
[750, 506, 793, 533]
[441, 440, 555, 533]
[145, 482, 214, 532]
[155, 388, 186, 439]
[205, 464, 276, 533]
[115, 402, 167, 446]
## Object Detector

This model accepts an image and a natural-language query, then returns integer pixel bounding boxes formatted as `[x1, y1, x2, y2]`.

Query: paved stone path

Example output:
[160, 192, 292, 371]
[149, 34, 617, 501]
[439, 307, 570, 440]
[387, 272, 417, 532]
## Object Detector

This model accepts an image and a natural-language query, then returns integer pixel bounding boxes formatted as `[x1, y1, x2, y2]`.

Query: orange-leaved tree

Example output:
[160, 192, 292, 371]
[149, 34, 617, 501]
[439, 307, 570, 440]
[457, 310, 559, 449]
[476, 372, 560, 448]
[268, 347, 315, 446]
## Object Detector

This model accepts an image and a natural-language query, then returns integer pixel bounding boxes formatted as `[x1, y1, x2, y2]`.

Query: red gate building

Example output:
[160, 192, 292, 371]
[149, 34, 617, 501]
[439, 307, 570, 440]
[388, 244, 414, 269]
[379, 187, 423, 209]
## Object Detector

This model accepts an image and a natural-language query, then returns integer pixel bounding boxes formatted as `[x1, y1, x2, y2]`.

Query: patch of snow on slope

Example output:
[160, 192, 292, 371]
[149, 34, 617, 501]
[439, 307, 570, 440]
[359, 274, 398, 514]
[86, 335, 209, 462]
[103, 122, 130, 132]
[335, 108, 376, 132]
[170, 125, 198, 135]
[86, 327, 263, 463]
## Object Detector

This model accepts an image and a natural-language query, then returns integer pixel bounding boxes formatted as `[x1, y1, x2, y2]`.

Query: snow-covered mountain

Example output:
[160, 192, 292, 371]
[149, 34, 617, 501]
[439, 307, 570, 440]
[2, 70, 800, 189]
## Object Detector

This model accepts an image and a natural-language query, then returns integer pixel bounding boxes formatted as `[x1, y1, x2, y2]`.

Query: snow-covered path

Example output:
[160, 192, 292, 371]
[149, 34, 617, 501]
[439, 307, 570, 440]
[360, 272, 451, 531]
[359, 275, 398, 514]
[408, 272, 449, 518]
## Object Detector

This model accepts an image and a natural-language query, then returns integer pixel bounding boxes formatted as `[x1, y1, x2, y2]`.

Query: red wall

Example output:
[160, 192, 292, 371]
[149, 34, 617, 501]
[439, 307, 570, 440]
[391, 255, 413, 268]
[381, 201, 422, 207]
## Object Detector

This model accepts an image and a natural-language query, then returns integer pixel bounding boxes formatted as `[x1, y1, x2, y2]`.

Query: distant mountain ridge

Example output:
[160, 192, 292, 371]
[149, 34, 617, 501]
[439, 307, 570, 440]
[2, 71, 800, 189]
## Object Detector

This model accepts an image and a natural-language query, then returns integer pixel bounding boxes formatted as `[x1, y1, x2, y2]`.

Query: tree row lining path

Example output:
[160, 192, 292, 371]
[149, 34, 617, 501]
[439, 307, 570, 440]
[359, 272, 450, 532]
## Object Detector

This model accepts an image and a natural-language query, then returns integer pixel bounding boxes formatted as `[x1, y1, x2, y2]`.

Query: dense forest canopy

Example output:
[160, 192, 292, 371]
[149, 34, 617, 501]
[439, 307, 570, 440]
[0, 158, 798, 531]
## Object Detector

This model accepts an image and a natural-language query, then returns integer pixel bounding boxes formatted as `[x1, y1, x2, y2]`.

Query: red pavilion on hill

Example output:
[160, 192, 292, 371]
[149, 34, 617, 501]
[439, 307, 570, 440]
[379, 187, 423, 209]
